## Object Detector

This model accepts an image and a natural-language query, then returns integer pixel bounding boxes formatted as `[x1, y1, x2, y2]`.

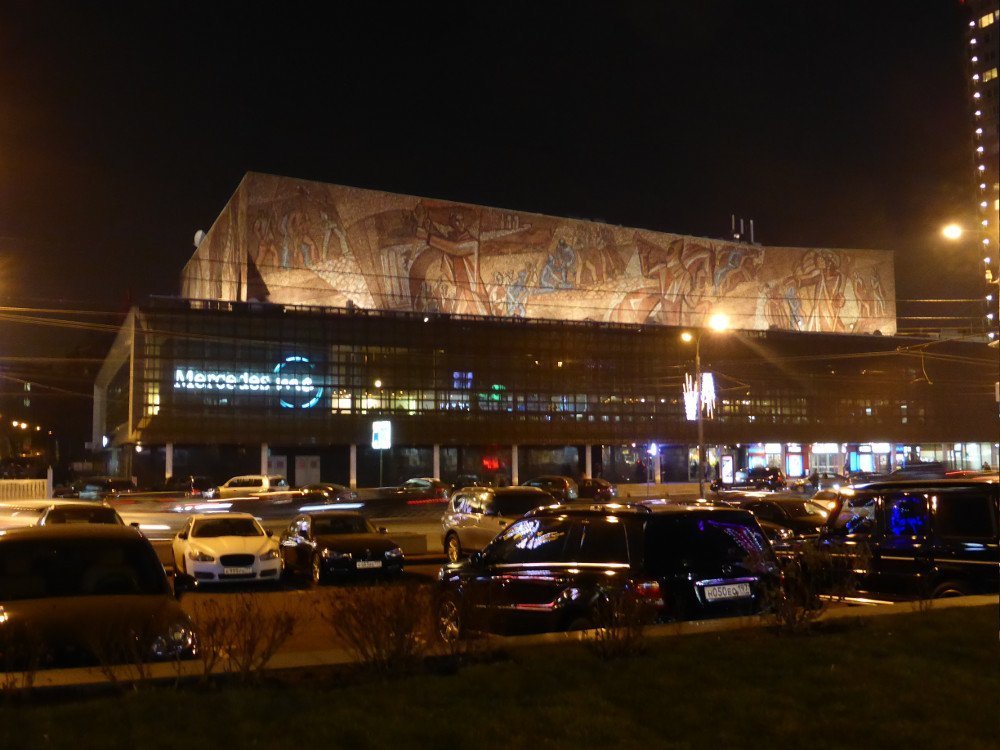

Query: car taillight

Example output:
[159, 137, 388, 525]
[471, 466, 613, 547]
[635, 580, 662, 600]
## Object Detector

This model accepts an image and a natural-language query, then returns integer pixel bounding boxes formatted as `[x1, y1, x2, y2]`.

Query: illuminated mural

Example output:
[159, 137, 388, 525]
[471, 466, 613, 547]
[181, 172, 896, 334]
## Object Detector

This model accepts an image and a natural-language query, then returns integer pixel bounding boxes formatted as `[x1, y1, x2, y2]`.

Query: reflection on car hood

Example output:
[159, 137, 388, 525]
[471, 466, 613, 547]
[314, 534, 398, 554]
[0, 595, 188, 668]
[189, 536, 274, 557]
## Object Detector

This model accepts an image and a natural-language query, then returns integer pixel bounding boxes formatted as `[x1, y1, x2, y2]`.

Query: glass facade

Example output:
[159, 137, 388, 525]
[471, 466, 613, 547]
[95, 298, 999, 485]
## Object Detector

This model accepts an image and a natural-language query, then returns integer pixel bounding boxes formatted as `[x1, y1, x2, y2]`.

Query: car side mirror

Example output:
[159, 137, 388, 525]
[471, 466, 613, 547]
[470, 551, 484, 566]
[130, 522, 141, 529]
[266, 529, 273, 537]
[178, 531, 188, 540]
[378, 527, 388, 534]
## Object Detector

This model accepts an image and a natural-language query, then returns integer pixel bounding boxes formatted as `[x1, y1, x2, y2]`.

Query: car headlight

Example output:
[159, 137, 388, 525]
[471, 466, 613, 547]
[321, 548, 351, 560]
[385, 547, 403, 558]
[776, 528, 795, 541]
[151, 621, 198, 660]
[187, 550, 215, 562]
[259, 549, 279, 561]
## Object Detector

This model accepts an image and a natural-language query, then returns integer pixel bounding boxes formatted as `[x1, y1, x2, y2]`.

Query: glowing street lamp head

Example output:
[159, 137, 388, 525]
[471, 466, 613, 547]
[707, 313, 730, 332]
[942, 224, 963, 241]
[680, 331, 694, 343]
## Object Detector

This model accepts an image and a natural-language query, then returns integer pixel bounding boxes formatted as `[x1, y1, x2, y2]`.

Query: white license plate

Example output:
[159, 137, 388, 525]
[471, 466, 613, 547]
[703, 583, 752, 601]
[223, 567, 252, 575]
[356, 560, 382, 569]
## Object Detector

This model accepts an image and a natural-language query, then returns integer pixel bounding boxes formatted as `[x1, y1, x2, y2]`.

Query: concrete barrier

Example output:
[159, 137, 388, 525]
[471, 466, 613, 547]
[0, 479, 47, 500]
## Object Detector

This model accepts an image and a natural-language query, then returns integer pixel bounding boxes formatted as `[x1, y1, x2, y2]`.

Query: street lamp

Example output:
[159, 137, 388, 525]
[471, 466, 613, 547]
[941, 221, 998, 340]
[681, 313, 730, 497]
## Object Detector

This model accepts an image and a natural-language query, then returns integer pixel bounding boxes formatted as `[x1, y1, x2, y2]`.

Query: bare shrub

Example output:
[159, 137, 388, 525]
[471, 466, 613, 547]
[768, 540, 869, 635]
[0, 621, 42, 697]
[318, 581, 434, 674]
[582, 590, 656, 660]
[89, 618, 158, 689]
[189, 594, 298, 683]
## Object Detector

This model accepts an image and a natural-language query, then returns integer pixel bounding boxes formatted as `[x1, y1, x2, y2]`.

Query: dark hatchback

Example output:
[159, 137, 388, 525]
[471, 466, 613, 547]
[521, 475, 580, 502]
[712, 467, 786, 492]
[736, 497, 831, 536]
[436, 503, 779, 639]
[577, 477, 617, 501]
[0, 525, 196, 669]
[819, 478, 999, 598]
[279, 511, 404, 584]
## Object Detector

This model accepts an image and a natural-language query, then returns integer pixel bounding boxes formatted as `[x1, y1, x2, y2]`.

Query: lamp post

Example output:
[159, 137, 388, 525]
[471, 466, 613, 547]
[682, 313, 729, 498]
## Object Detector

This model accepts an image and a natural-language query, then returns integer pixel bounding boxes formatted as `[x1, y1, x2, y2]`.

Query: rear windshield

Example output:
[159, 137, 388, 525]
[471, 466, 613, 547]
[0, 538, 168, 600]
[643, 514, 775, 575]
[494, 493, 550, 518]
[192, 518, 262, 537]
[312, 516, 372, 535]
[43, 507, 122, 525]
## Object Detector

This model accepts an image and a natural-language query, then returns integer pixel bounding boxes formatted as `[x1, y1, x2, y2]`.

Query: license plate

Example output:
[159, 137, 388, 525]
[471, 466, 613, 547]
[703, 583, 752, 601]
[223, 567, 252, 575]
[356, 560, 382, 569]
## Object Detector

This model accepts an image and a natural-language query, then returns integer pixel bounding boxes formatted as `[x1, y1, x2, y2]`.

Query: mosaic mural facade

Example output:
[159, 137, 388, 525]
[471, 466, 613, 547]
[181, 172, 896, 334]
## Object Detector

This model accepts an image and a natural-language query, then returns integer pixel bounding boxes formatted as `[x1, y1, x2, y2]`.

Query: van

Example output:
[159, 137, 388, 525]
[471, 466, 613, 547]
[821, 478, 999, 597]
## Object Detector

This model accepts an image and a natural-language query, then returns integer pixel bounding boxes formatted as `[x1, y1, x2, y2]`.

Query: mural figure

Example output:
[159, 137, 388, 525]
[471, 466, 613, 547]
[181, 174, 896, 335]
[538, 239, 578, 292]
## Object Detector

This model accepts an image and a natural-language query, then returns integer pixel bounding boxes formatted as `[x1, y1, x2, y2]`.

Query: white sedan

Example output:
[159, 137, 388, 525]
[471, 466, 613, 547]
[171, 512, 282, 585]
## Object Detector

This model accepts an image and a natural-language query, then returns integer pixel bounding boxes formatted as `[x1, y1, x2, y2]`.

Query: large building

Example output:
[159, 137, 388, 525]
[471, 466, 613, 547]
[94, 174, 999, 488]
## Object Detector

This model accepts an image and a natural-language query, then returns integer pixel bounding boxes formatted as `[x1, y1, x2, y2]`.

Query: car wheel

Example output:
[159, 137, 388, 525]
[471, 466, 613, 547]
[931, 580, 971, 598]
[437, 594, 463, 642]
[445, 533, 462, 563]
[311, 553, 325, 586]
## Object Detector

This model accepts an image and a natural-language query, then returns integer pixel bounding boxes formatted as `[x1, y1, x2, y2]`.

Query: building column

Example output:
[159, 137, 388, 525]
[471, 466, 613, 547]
[165, 442, 174, 481]
[584, 444, 592, 479]
[349, 445, 357, 489]
[653, 450, 661, 484]
[433, 444, 441, 480]
[511, 444, 519, 486]
[260, 442, 269, 475]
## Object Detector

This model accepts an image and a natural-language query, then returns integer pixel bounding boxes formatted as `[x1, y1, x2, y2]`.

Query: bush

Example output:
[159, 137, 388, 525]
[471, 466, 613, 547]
[0, 622, 41, 698]
[318, 581, 434, 675]
[768, 540, 869, 634]
[581, 589, 656, 660]
[189, 594, 298, 683]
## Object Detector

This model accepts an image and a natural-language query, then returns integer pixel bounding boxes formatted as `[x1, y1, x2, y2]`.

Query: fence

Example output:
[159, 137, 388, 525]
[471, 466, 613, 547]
[0, 477, 50, 500]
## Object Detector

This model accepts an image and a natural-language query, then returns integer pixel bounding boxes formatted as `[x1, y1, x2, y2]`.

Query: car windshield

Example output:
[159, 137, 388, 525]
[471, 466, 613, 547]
[44, 507, 121, 525]
[192, 518, 262, 537]
[780, 501, 827, 518]
[643, 514, 776, 575]
[494, 493, 549, 518]
[0, 538, 169, 600]
[312, 516, 372, 535]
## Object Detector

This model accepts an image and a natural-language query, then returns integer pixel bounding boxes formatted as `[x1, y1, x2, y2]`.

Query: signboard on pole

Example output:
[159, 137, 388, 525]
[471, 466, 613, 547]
[372, 420, 392, 450]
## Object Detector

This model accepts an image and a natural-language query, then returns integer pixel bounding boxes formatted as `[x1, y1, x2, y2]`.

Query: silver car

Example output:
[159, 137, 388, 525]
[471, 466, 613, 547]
[441, 486, 554, 562]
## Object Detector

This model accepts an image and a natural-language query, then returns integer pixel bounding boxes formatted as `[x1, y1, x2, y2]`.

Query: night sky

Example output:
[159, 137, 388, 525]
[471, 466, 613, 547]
[0, 0, 981, 357]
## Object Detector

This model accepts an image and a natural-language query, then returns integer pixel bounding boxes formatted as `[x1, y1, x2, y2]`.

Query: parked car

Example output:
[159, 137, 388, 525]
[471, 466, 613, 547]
[792, 472, 849, 495]
[163, 475, 216, 497]
[736, 497, 830, 536]
[385, 477, 452, 504]
[279, 511, 403, 584]
[520, 475, 579, 502]
[211, 474, 290, 499]
[886, 461, 948, 480]
[819, 478, 999, 598]
[441, 486, 554, 563]
[436, 502, 780, 640]
[300, 482, 360, 505]
[711, 466, 786, 492]
[0, 525, 196, 668]
[0, 500, 124, 530]
[171, 513, 282, 586]
[53, 476, 139, 501]
[577, 477, 617, 501]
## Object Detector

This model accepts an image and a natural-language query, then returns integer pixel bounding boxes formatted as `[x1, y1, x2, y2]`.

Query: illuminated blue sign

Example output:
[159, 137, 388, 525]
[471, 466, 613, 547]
[173, 356, 324, 410]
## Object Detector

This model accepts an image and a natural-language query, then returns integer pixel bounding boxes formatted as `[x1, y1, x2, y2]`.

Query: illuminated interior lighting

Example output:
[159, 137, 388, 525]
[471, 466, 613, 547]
[976, 128, 983, 134]
[977, 146, 984, 153]
[978, 164, 986, 171]
[973, 74, 980, 81]
[973, 92, 981, 99]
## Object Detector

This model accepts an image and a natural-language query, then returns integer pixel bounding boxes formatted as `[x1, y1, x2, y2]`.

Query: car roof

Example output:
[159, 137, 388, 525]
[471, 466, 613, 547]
[0, 499, 112, 511]
[528, 501, 751, 518]
[296, 510, 364, 519]
[850, 477, 998, 490]
[0, 524, 144, 542]
[188, 512, 260, 521]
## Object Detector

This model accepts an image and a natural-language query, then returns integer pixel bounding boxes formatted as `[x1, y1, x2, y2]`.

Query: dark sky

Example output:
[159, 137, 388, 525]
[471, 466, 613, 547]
[0, 0, 981, 355]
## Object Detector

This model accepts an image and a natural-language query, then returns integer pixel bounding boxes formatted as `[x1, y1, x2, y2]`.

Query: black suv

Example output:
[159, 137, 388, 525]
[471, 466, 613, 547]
[820, 478, 999, 598]
[436, 503, 779, 639]
[712, 466, 786, 492]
